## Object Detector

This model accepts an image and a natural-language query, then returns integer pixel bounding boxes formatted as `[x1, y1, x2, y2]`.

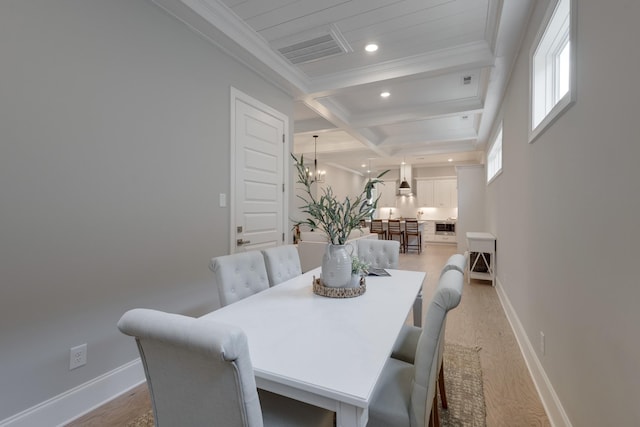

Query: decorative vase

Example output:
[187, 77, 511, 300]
[348, 273, 362, 288]
[321, 244, 352, 288]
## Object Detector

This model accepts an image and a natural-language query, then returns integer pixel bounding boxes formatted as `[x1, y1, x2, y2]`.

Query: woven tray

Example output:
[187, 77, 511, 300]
[312, 276, 366, 298]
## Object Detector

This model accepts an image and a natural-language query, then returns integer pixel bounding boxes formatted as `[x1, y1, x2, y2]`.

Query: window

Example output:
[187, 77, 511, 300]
[530, 0, 576, 142]
[487, 126, 502, 183]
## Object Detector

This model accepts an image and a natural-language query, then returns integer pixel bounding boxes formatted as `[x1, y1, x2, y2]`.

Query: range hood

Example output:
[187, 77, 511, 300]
[398, 165, 412, 196]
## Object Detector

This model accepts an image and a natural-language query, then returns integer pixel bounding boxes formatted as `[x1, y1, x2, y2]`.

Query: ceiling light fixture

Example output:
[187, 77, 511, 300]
[312, 135, 325, 183]
[399, 158, 410, 189]
[365, 43, 378, 52]
[448, 158, 453, 162]
[380, 91, 390, 98]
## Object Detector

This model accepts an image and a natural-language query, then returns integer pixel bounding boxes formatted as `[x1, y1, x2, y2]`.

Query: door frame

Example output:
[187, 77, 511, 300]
[229, 87, 290, 253]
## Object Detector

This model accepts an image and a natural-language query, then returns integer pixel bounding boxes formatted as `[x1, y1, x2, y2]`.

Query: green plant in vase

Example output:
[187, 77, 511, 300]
[292, 153, 387, 288]
[291, 153, 388, 245]
[351, 256, 370, 275]
[350, 255, 370, 288]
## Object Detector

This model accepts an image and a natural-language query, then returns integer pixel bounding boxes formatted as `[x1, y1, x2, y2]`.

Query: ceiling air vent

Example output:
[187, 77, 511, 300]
[277, 26, 351, 65]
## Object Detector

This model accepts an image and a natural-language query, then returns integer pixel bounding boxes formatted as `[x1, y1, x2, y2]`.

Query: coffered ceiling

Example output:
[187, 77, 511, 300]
[151, 0, 533, 174]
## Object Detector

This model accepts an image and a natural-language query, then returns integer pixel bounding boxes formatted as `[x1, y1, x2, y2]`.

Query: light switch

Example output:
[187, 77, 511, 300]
[219, 193, 227, 207]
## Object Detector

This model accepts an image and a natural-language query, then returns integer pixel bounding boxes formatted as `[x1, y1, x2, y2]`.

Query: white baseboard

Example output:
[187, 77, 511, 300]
[494, 277, 572, 427]
[0, 359, 145, 427]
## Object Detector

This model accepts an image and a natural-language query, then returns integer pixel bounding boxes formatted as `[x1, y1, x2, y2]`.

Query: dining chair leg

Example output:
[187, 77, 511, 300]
[412, 293, 422, 327]
[438, 362, 448, 409]
[432, 392, 440, 427]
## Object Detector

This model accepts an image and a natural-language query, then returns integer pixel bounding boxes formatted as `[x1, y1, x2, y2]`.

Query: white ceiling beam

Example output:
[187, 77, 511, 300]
[306, 41, 496, 96]
[380, 128, 478, 147]
[301, 98, 389, 157]
[294, 118, 337, 134]
[349, 98, 485, 129]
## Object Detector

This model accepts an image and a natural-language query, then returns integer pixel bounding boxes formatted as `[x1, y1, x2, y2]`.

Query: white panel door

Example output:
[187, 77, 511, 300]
[232, 90, 287, 253]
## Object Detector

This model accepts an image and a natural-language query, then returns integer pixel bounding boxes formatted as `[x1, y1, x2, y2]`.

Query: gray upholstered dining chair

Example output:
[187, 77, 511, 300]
[367, 269, 464, 427]
[117, 309, 334, 427]
[209, 251, 270, 307]
[261, 245, 302, 286]
[389, 268, 466, 424]
[355, 238, 400, 269]
[440, 252, 468, 277]
[356, 238, 424, 327]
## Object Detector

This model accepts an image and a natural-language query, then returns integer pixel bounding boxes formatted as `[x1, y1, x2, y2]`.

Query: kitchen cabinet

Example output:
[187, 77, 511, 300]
[416, 178, 457, 208]
[434, 179, 457, 208]
[433, 234, 456, 243]
[416, 181, 435, 207]
[375, 180, 397, 208]
[423, 220, 436, 241]
[422, 220, 456, 245]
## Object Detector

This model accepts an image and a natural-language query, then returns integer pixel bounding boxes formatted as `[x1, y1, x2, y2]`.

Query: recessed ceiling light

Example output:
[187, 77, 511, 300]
[361, 164, 366, 168]
[448, 158, 453, 162]
[380, 91, 390, 98]
[365, 44, 378, 53]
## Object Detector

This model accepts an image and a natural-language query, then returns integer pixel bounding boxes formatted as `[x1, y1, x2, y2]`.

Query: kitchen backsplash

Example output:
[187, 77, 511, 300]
[375, 196, 457, 220]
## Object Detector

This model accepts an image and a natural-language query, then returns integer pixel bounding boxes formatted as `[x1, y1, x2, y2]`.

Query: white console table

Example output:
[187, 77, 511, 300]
[466, 232, 496, 286]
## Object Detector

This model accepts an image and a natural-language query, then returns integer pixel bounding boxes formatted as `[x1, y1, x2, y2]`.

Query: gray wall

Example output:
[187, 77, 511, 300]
[487, 0, 640, 425]
[456, 165, 486, 252]
[321, 164, 367, 202]
[0, 0, 292, 419]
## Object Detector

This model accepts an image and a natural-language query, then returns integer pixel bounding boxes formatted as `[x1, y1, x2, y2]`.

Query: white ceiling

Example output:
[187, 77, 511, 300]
[151, 0, 533, 174]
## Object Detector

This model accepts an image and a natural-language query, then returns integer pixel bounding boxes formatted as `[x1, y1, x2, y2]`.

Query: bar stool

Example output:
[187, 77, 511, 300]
[404, 218, 422, 253]
[387, 219, 405, 252]
[370, 219, 387, 240]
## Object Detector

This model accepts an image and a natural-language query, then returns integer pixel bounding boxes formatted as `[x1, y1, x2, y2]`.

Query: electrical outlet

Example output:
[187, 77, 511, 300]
[539, 331, 545, 356]
[70, 344, 87, 370]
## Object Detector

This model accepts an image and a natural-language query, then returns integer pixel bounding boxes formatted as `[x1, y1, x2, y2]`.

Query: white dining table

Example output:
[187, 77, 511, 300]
[200, 267, 425, 427]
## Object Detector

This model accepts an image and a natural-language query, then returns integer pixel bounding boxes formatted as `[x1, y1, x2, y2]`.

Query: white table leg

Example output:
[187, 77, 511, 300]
[336, 402, 368, 427]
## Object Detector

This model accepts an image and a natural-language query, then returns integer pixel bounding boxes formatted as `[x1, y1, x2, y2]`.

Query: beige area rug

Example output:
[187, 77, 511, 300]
[127, 343, 485, 427]
[438, 343, 486, 427]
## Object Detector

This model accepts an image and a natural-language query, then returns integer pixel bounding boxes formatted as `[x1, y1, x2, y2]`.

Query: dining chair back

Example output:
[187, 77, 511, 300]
[413, 269, 464, 426]
[117, 309, 334, 427]
[390, 266, 466, 420]
[355, 239, 399, 269]
[404, 218, 422, 253]
[387, 219, 405, 252]
[209, 251, 269, 306]
[261, 245, 302, 286]
[440, 252, 468, 277]
[356, 238, 422, 327]
[370, 219, 387, 240]
[368, 269, 464, 427]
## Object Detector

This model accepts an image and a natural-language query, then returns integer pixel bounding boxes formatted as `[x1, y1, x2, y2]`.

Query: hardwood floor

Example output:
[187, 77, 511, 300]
[67, 244, 550, 426]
